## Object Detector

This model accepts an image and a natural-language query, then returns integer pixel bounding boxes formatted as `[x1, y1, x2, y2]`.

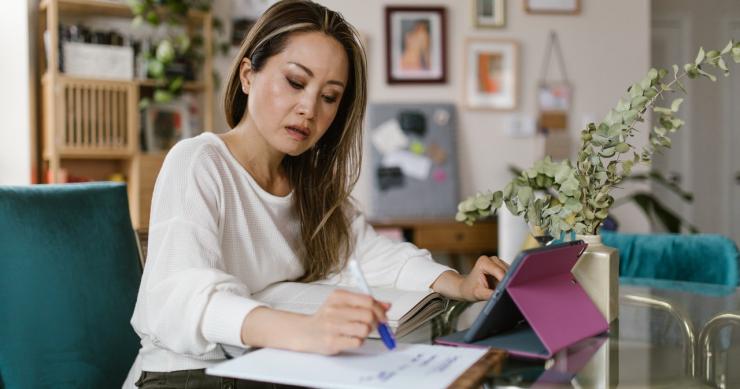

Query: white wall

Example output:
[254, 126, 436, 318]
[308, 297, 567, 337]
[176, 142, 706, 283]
[653, 0, 740, 235]
[0, 0, 33, 185]
[205, 0, 651, 232]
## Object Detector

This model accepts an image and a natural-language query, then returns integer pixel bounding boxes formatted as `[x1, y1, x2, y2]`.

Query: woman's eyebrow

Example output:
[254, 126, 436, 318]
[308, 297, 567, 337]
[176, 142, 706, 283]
[288, 61, 345, 88]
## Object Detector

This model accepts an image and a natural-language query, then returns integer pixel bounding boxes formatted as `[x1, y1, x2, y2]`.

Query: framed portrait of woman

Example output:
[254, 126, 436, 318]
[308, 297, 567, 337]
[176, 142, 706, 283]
[385, 6, 447, 84]
[464, 39, 519, 110]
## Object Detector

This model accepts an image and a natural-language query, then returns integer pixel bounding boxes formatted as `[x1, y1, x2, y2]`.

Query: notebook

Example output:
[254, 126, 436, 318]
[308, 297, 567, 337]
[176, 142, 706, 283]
[253, 282, 446, 338]
[435, 241, 608, 359]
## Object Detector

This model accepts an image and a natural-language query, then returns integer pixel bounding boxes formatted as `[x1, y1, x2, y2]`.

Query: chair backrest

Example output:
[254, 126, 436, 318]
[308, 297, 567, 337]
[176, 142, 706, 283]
[0, 182, 142, 388]
[602, 231, 740, 287]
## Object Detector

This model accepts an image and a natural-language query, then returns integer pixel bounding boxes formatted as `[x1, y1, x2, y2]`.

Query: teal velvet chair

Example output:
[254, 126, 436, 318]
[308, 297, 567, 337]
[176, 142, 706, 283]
[0, 183, 142, 388]
[601, 231, 740, 287]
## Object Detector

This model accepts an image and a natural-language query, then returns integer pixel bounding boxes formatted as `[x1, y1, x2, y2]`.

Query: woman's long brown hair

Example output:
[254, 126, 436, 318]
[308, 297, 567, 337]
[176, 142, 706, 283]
[224, 0, 367, 282]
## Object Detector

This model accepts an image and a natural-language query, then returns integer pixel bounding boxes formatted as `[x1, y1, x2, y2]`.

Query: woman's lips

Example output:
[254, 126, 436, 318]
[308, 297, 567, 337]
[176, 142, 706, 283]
[286, 126, 310, 141]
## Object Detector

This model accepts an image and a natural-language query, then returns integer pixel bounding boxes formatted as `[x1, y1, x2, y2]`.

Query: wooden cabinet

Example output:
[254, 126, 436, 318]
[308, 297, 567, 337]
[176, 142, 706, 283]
[370, 218, 498, 255]
[37, 0, 214, 228]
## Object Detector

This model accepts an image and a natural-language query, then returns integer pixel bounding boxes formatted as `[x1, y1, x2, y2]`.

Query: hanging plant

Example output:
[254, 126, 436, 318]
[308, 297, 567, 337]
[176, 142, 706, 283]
[127, 0, 224, 107]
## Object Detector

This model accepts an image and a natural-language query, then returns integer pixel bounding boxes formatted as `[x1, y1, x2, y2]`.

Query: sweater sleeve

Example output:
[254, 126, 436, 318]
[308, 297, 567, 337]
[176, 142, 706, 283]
[328, 210, 457, 291]
[131, 143, 266, 356]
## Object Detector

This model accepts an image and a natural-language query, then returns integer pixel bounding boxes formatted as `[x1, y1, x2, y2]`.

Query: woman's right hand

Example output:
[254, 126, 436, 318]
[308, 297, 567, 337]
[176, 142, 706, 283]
[240, 289, 390, 355]
[298, 289, 390, 355]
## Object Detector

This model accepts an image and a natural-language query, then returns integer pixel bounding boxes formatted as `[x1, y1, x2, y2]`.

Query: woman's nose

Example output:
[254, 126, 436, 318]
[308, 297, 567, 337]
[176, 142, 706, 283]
[296, 95, 317, 119]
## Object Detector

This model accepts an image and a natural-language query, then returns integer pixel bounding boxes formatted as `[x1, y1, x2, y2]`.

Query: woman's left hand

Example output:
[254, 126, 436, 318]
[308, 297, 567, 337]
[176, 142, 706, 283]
[458, 255, 509, 301]
[431, 255, 509, 301]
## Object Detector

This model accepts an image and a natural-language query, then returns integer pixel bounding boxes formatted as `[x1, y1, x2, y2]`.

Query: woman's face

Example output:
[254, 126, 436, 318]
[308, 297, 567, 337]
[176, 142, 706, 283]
[241, 31, 349, 157]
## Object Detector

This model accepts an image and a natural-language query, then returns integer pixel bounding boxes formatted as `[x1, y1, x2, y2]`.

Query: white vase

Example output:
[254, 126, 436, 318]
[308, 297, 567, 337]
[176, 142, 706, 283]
[572, 234, 619, 323]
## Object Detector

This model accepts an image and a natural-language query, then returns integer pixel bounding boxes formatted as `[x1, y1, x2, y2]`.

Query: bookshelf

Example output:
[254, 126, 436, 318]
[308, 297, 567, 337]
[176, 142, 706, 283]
[37, 0, 214, 229]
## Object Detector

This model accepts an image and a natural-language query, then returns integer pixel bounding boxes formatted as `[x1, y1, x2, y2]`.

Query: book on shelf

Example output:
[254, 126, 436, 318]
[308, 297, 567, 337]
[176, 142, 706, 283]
[253, 282, 447, 339]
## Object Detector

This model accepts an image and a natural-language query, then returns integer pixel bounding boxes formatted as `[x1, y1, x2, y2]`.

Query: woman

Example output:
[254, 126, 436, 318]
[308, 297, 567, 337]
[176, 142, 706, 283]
[126, 1, 507, 387]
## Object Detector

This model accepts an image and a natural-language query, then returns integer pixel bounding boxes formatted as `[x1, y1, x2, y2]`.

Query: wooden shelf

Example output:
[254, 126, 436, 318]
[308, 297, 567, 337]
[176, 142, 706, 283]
[58, 149, 134, 159]
[38, 0, 214, 229]
[45, 74, 205, 91]
[39, 0, 207, 21]
[138, 79, 205, 91]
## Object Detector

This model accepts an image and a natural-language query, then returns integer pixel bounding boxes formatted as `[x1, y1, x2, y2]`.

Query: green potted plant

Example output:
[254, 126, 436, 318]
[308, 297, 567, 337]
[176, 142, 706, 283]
[456, 40, 740, 322]
[127, 0, 229, 107]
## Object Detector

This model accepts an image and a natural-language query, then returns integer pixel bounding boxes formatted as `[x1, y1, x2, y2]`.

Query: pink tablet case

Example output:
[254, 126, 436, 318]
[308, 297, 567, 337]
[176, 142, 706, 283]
[436, 242, 608, 359]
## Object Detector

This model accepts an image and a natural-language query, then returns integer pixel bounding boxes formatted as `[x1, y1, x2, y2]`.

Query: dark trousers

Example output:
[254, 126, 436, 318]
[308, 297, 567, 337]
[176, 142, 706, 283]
[135, 369, 303, 389]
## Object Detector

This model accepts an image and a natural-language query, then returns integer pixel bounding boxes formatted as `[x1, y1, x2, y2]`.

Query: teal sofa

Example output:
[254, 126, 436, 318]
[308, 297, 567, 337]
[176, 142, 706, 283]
[0, 183, 142, 388]
[601, 231, 740, 287]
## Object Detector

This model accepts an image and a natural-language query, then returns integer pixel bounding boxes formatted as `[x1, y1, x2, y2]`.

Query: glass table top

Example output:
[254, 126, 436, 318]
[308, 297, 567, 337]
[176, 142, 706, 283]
[446, 278, 740, 388]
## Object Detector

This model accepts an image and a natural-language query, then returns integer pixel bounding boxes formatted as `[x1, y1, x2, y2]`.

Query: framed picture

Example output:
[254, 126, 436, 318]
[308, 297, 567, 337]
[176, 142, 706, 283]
[474, 0, 505, 28]
[385, 6, 447, 84]
[230, 0, 278, 46]
[464, 39, 519, 110]
[143, 100, 191, 152]
[525, 0, 580, 15]
[538, 81, 571, 111]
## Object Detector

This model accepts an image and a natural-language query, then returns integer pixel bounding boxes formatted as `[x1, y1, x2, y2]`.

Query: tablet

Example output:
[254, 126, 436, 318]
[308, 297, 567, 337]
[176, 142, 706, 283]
[462, 240, 587, 343]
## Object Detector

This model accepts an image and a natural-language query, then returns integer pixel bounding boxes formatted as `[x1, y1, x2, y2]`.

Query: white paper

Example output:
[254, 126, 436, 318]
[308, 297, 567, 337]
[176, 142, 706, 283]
[382, 151, 432, 180]
[371, 119, 409, 155]
[207, 341, 488, 389]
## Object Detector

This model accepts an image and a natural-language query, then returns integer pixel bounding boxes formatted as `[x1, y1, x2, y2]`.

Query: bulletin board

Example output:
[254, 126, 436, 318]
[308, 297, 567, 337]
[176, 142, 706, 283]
[367, 103, 459, 219]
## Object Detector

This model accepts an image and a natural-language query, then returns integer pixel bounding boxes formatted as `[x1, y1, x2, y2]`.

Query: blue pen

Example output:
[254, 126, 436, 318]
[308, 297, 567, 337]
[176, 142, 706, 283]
[347, 259, 397, 350]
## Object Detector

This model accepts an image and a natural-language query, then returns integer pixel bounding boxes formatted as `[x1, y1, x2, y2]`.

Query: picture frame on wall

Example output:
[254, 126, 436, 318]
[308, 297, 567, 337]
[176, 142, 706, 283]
[474, 0, 505, 28]
[385, 6, 447, 84]
[143, 100, 191, 152]
[464, 39, 519, 110]
[524, 0, 580, 15]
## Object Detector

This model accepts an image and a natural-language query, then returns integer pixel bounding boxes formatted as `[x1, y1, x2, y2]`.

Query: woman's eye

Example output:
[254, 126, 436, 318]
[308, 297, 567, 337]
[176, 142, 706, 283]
[286, 78, 303, 89]
[322, 95, 338, 104]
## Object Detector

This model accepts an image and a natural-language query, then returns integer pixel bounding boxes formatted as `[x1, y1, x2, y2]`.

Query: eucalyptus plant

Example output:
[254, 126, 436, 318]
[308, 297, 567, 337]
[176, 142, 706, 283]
[457, 40, 740, 238]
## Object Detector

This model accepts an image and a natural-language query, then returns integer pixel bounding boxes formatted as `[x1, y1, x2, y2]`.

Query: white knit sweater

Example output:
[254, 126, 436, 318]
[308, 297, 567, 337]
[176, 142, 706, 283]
[123, 132, 453, 386]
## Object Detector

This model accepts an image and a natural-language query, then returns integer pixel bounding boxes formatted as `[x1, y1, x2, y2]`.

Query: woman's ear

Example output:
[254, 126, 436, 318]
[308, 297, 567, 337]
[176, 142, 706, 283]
[239, 58, 253, 94]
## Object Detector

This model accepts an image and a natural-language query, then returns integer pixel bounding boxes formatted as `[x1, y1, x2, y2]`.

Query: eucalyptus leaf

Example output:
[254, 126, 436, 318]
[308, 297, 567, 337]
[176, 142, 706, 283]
[474, 194, 491, 210]
[722, 40, 734, 55]
[554, 164, 571, 184]
[518, 187, 533, 205]
[615, 143, 630, 153]
[503, 182, 513, 198]
[647, 68, 659, 80]
[492, 191, 503, 208]
[615, 99, 630, 112]
[622, 160, 634, 176]
[653, 106, 672, 115]
[719, 58, 729, 74]
[622, 110, 638, 123]
[600, 147, 616, 158]
[631, 96, 649, 109]
[671, 98, 684, 112]
[695, 47, 706, 65]
[697, 68, 717, 82]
